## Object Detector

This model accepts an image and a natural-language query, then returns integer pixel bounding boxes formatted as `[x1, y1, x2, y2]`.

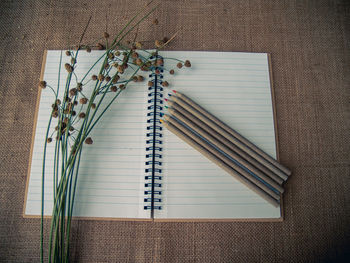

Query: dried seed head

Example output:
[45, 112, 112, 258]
[114, 50, 121, 56]
[162, 81, 169, 87]
[137, 75, 144, 82]
[39, 81, 47, 89]
[112, 75, 120, 84]
[74, 101, 78, 106]
[104, 63, 110, 70]
[65, 50, 71, 56]
[104, 32, 109, 38]
[85, 137, 93, 144]
[97, 43, 105, 50]
[86, 46, 91, 53]
[135, 42, 142, 49]
[98, 74, 105, 81]
[69, 126, 74, 131]
[119, 84, 125, 90]
[92, 75, 97, 81]
[69, 88, 77, 97]
[105, 76, 111, 82]
[184, 60, 191, 67]
[177, 62, 183, 69]
[155, 40, 163, 48]
[156, 59, 164, 66]
[56, 99, 61, 105]
[140, 66, 149, 71]
[52, 111, 58, 118]
[79, 112, 86, 118]
[169, 69, 175, 75]
[132, 76, 138, 82]
[111, 86, 118, 92]
[108, 52, 115, 60]
[131, 52, 139, 59]
[91, 103, 96, 109]
[80, 98, 88, 104]
[65, 63, 73, 73]
[71, 111, 76, 116]
[63, 117, 69, 123]
[47, 138, 52, 143]
[117, 65, 124, 74]
[152, 18, 159, 25]
[136, 58, 142, 66]
[155, 69, 161, 75]
[148, 81, 153, 87]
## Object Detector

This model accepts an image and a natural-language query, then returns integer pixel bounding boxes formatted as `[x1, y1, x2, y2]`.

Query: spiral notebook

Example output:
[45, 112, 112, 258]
[24, 50, 282, 221]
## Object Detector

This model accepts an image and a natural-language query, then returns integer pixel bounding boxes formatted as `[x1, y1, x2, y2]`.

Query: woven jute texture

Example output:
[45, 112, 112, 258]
[0, 0, 349, 262]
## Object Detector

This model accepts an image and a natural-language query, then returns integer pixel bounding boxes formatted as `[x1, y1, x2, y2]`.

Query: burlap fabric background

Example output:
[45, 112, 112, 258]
[0, 0, 349, 262]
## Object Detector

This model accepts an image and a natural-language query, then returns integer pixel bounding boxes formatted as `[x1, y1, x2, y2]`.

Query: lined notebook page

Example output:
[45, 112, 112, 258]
[25, 50, 150, 219]
[156, 51, 280, 219]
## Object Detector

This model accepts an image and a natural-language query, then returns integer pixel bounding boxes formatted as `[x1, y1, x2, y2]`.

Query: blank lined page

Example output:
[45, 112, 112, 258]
[155, 51, 281, 219]
[25, 50, 150, 219]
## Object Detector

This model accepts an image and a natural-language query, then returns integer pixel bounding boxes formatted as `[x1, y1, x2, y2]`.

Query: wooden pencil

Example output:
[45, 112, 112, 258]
[160, 118, 280, 207]
[167, 101, 284, 185]
[167, 107, 284, 193]
[169, 92, 291, 180]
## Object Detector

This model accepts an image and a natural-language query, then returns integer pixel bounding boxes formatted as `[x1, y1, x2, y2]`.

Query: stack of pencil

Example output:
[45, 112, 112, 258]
[160, 91, 291, 207]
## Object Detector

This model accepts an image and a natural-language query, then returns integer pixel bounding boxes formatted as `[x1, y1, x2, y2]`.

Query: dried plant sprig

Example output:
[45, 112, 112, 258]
[39, 3, 191, 262]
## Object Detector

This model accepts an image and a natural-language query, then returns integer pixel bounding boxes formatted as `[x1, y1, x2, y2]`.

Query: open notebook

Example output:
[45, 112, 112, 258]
[24, 50, 282, 221]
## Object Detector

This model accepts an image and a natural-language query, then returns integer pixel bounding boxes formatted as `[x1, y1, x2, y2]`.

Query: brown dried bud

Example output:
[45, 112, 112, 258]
[92, 75, 97, 81]
[132, 76, 138, 82]
[155, 69, 161, 75]
[69, 88, 77, 97]
[155, 40, 163, 48]
[104, 32, 109, 38]
[97, 43, 105, 50]
[39, 81, 47, 88]
[117, 65, 124, 74]
[69, 126, 75, 131]
[98, 74, 105, 82]
[74, 101, 78, 106]
[56, 99, 61, 105]
[152, 18, 159, 25]
[108, 52, 114, 60]
[148, 81, 153, 87]
[184, 60, 191, 67]
[135, 42, 142, 49]
[65, 50, 71, 56]
[111, 86, 118, 92]
[79, 112, 86, 118]
[77, 82, 83, 91]
[112, 75, 120, 84]
[47, 138, 52, 143]
[137, 75, 144, 82]
[119, 84, 125, 90]
[63, 117, 69, 123]
[169, 69, 175, 75]
[86, 46, 91, 53]
[71, 111, 76, 116]
[156, 59, 164, 66]
[52, 111, 58, 118]
[104, 63, 110, 70]
[114, 51, 121, 56]
[177, 62, 183, 69]
[65, 63, 73, 73]
[80, 98, 88, 104]
[140, 66, 149, 71]
[131, 52, 139, 59]
[91, 103, 96, 109]
[85, 137, 93, 144]
[136, 58, 143, 66]
[105, 76, 111, 82]
[162, 81, 169, 87]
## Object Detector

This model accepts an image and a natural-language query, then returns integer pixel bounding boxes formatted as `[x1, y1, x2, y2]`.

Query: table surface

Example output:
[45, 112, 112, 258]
[0, 0, 349, 262]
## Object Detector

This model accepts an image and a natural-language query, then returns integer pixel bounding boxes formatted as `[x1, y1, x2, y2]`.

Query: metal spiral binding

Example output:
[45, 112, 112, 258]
[144, 53, 165, 213]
